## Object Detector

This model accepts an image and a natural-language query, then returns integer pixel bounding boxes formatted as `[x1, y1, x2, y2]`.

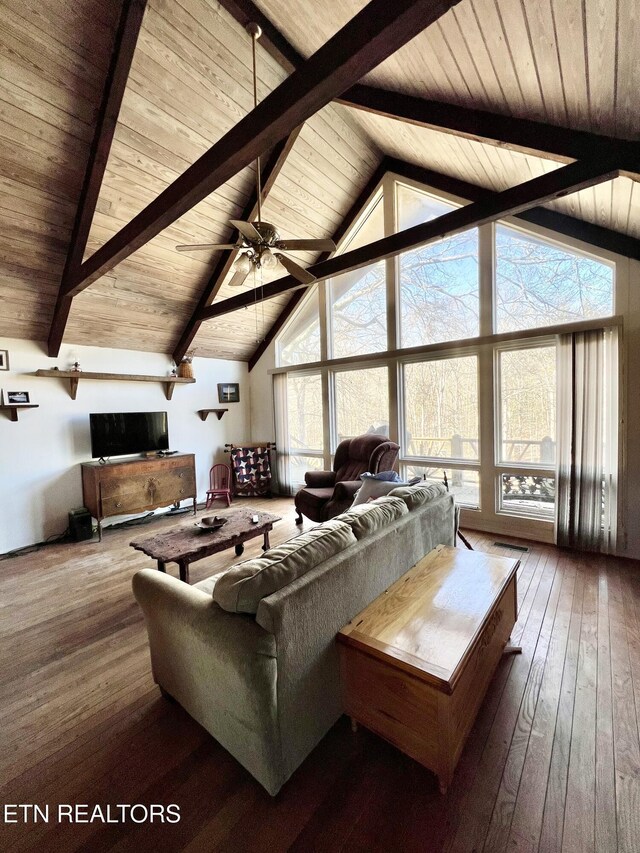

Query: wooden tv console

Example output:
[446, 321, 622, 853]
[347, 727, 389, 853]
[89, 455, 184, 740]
[81, 453, 197, 540]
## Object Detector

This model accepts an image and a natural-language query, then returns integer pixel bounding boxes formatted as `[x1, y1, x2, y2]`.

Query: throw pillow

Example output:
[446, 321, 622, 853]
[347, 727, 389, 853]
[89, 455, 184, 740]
[388, 482, 447, 511]
[334, 495, 408, 539]
[213, 518, 356, 613]
[351, 472, 420, 507]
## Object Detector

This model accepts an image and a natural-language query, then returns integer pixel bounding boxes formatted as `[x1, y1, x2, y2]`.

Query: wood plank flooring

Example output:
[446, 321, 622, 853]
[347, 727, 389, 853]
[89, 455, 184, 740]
[0, 498, 639, 852]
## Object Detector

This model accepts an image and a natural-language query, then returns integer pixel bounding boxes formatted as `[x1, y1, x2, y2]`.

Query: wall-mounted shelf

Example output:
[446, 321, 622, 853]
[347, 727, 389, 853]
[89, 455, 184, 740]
[34, 370, 195, 400]
[198, 408, 228, 421]
[0, 404, 39, 422]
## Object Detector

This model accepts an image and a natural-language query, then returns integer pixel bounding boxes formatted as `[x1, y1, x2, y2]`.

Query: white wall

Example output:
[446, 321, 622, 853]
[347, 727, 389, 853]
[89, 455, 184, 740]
[0, 338, 250, 553]
[249, 339, 277, 445]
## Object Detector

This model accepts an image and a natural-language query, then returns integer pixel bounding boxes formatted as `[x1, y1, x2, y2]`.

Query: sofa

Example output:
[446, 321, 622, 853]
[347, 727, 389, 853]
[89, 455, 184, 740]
[132, 483, 456, 796]
[294, 434, 400, 524]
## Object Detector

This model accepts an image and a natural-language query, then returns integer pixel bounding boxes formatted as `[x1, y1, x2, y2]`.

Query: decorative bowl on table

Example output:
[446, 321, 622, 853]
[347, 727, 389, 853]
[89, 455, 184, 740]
[195, 516, 228, 532]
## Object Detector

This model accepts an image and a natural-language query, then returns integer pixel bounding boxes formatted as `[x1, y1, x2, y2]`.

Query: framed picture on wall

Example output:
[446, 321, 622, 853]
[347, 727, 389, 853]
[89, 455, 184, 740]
[217, 383, 240, 403]
[6, 391, 30, 405]
[0, 349, 8, 370]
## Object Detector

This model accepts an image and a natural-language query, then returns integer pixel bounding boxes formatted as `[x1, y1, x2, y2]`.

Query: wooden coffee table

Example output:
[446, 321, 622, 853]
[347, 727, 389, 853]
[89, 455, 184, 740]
[130, 506, 281, 583]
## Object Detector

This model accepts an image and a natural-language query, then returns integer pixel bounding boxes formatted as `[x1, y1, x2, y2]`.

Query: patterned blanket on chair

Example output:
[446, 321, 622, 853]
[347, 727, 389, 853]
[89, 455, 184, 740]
[230, 446, 272, 497]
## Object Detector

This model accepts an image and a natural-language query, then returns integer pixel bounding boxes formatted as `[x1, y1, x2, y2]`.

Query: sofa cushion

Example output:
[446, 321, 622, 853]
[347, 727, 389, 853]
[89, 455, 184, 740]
[334, 495, 408, 540]
[194, 571, 228, 596]
[213, 519, 357, 614]
[388, 482, 447, 510]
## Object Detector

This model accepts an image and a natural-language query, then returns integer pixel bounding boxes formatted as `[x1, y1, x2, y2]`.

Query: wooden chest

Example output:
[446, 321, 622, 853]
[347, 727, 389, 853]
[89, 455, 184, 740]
[81, 453, 196, 539]
[337, 544, 519, 793]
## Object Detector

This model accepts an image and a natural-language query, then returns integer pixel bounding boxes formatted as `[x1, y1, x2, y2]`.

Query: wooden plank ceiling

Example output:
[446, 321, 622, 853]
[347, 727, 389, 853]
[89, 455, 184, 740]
[0, 0, 638, 360]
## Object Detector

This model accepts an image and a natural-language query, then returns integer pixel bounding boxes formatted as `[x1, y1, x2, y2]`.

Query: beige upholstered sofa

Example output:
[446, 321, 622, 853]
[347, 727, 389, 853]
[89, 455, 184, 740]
[132, 484, 456, 796]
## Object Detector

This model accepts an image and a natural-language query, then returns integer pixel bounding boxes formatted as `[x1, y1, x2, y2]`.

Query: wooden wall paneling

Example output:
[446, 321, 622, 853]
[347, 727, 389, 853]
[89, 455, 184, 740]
[611, 177, 635, 236]
[470, 0, 548, 120]
[615, 0, 640, 138]
[584, 0, 618, 134]
[0, 53, 98, 128]
[0, 10, 106, 105]
[0, 75, 94, 147]
[519, 0, 567, 128]
[442, 7, 503, 112]
[48, 0, 149, 356]
[626, 181, 640, 240]
[459, 0, 525, 115]
[550, 0, 590, 130]
[1, 0, 119, 77]
[0, 176, 76, 225]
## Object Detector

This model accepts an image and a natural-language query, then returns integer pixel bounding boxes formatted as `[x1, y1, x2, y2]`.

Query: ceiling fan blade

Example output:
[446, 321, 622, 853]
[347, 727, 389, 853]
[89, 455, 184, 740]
[274, 253, 316, 284]
[230, 220, 262, 242]
[175, 243, 238, 252]
[228, 268, 251, 288]
[274, 238, 336, 252]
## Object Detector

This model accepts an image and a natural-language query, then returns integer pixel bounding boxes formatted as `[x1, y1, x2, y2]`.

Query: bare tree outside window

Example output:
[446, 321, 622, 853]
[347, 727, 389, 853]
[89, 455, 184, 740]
[404, 357, 479, 461]
[496, 225, 614, 333]
[334, 367, 389, 445]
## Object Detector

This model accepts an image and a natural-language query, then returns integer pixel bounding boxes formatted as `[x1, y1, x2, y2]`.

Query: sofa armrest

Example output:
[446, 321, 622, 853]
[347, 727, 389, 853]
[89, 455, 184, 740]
[304, 470, 336, 488]
[332, 480, 361, 501]
[132, 569, 284, 795]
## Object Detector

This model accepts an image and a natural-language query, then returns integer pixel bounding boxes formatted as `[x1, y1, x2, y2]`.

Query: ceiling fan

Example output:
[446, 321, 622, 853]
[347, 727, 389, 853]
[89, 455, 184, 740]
[175, 23, 336, 287]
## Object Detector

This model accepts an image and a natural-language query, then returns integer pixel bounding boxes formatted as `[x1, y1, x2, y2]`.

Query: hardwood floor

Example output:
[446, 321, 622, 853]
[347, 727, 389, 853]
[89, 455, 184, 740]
[1, 498, 639, 852]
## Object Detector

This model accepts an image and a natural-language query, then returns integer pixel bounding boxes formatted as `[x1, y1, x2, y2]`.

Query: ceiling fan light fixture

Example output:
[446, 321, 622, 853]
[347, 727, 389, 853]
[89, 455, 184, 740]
[233, 253, 253, 274]
[260, 248, 279, 270]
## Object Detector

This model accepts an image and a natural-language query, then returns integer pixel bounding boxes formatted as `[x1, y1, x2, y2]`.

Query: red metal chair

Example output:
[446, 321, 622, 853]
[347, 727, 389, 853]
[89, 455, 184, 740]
[205, 463, 232, 508]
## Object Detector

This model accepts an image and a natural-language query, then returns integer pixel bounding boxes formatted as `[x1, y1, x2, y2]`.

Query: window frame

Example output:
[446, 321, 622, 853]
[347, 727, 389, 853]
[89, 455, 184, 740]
[273, 175, 623, 544]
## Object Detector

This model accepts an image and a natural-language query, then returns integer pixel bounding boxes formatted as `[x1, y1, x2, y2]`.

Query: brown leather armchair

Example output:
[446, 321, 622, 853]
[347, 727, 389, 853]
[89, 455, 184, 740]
[294, 434, 400, 524]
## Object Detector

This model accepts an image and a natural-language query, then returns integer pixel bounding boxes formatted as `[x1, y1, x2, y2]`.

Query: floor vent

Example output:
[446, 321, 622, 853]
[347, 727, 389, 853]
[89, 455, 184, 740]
[493, 541, 529, 552]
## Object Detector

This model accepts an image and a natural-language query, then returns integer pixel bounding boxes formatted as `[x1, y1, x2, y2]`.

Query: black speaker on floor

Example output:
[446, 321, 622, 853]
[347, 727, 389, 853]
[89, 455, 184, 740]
[69, 507, 93, 542]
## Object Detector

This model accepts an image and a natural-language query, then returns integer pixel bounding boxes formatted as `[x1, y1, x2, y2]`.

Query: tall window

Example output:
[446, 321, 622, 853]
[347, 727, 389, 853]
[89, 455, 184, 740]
[495, 225, 614, 333]
[397, 183, 479, 348]
[497, 344, 557, 517]
[333, 366, 389, 446]
[277, 288, 321, 366]
[329, 194, 386, 358]
[275, 174, 618, 540]
[403, 357, 479, 461]
[286, 373, 323, 487]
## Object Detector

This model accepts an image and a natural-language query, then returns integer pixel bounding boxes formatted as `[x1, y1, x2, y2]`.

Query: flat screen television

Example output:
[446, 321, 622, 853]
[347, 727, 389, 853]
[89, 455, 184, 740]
[89, 411, 169, 459]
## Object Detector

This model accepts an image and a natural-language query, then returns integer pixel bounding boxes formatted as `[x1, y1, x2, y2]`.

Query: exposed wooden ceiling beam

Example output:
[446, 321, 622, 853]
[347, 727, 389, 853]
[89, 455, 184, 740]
[213, 0, 640, 176]
[217, 0, 303, 73]
[337, 85, 640, 168]
[384, 157, 640, 261]
[47, 0, 148, 357]
[172, 127, 302, 364]
[199, 157, 621, 322]
[64, 0, 464, 298]
[247, 159, 389, 370]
